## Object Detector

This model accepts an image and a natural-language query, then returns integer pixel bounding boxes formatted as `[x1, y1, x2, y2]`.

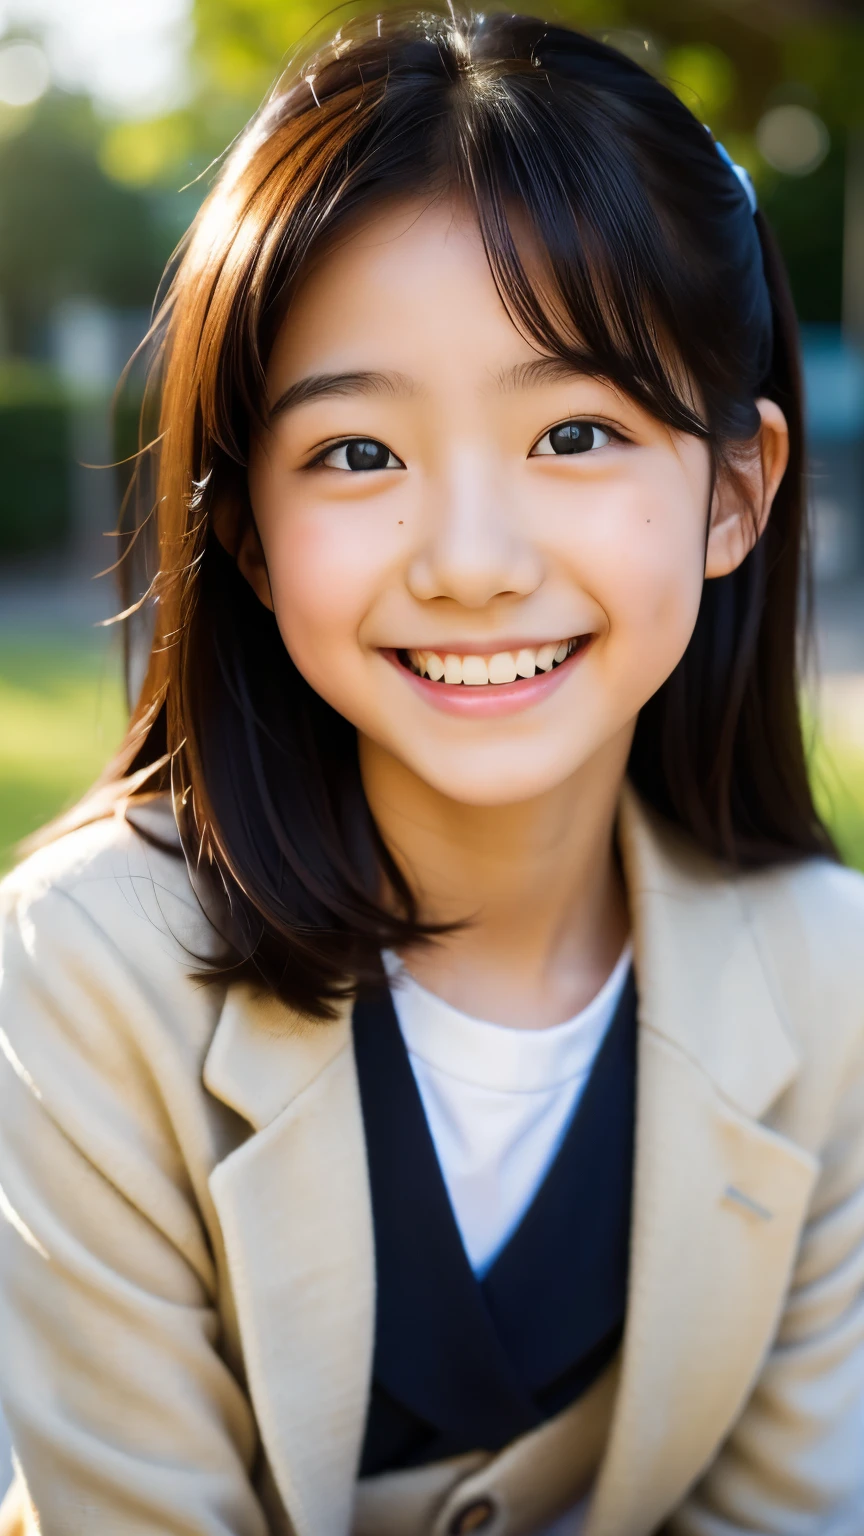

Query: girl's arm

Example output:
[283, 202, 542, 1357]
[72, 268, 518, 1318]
[670, 1031, 864, 1534]
[0, 857, 270, 1535]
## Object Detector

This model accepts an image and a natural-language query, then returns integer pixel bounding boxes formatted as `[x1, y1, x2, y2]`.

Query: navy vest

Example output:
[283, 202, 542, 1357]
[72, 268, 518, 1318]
[353, 968, 638, 1477]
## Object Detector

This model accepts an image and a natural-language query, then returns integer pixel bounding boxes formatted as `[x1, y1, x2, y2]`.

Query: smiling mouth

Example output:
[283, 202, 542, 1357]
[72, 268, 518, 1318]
[396, 636, 590, 686]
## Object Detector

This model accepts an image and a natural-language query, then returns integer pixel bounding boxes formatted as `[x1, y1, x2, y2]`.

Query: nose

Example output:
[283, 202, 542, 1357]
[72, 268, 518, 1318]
[406, 452, 543, 609]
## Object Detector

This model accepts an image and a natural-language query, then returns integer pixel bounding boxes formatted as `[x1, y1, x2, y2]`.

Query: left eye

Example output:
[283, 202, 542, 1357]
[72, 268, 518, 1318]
[530, 421, 611, 456]
[319, 438, 403, 471]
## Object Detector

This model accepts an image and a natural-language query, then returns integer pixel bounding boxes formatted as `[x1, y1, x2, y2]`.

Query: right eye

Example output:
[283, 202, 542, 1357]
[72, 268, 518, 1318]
[315, 438, 403, 472]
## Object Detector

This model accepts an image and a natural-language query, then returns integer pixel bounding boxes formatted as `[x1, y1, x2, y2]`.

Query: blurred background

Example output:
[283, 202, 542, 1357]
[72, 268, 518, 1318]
[1, 0, 864, 877]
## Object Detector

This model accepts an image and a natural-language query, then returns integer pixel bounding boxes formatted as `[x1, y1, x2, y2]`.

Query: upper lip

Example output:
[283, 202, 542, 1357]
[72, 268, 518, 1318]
[388, 634, 587, 655]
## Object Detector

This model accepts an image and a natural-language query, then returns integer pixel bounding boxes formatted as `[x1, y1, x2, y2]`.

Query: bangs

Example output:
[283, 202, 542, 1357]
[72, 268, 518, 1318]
[441, 57, 767, 445]
[187, 12, 771, 462]
[237, 12, 771, 453]
[468, 167, 709, 445]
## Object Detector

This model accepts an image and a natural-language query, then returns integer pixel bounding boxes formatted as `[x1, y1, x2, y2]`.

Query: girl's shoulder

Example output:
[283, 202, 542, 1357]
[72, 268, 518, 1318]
[1, 792, 209, 956]
[0, 795, 223, 1072]
[0, 799, 249, 1326]
[628, 787, 864, 985]
[625, 790, 864, 1079]
[740, 850, 864, 979]
[734, 852, 864, 1070]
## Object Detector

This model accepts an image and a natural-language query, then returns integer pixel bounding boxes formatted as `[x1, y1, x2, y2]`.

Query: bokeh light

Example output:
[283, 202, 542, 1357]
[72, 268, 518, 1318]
[756, 105, 830, 177]
[0, 40, 49, 107]
[10, 0, 190, 118]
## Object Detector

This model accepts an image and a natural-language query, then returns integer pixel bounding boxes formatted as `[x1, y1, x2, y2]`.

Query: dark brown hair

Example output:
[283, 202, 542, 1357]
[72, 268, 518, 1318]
[102, 7, 833, 1015]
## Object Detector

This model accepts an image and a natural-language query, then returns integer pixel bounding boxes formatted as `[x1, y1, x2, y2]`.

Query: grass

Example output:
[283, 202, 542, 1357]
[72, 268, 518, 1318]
[2, 637, 864, 877]
[0, 635, 127, 873]
[811, 733, 864, 871]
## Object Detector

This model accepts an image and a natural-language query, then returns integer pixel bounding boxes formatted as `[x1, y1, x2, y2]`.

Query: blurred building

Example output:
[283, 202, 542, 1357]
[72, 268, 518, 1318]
[804, 329, 864, 581]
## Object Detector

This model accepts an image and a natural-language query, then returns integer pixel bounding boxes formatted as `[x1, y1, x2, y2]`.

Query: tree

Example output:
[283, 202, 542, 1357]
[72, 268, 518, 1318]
[0, 92, 167, 352]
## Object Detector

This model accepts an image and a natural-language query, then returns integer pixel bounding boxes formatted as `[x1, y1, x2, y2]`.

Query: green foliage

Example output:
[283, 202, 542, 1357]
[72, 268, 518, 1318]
[0, 92, 168, 350]
[811, 733, 864, 873]
[99, 111, 199, 190]
[0, 358, 66, 405]
[761, 146, 846, 324]
[783, 23, 864, 130]
[0, 363, 71, 555]
[195, 0, 339, 101]
[664, 43, 736, 121]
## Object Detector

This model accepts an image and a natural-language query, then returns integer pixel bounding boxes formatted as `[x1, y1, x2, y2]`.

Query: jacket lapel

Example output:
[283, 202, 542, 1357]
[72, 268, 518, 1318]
[582, 791, 819, 1536]
[204, 986, 375, 1536]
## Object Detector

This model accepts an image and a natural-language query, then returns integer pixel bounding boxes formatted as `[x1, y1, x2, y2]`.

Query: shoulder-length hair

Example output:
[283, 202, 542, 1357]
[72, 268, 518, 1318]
[101, 7, 833, 1015]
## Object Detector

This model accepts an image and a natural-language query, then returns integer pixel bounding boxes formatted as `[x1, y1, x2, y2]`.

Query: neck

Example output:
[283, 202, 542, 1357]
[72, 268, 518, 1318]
[359, 729, 633, 1028]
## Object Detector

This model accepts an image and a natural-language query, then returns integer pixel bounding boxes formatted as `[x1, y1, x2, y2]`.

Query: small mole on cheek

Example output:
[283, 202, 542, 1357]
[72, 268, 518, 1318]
[398, 520, 404, 525]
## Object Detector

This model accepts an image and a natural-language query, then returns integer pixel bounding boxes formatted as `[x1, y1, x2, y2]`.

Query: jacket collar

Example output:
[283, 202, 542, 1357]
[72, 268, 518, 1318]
[616, 782, 800, 1117]
[204, 983, 353, 1130]
[202, 784, 800, 1133]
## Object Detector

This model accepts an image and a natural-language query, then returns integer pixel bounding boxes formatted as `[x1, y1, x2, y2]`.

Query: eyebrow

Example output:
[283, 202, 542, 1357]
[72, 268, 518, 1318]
[493, 357, 595, 392]
[267, 356, 597, 423]
[268, 369, 421, 421]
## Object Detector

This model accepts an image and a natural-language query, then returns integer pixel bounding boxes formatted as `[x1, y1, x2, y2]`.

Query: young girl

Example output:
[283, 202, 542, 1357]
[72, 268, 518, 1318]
[1, 10, 862, 1535]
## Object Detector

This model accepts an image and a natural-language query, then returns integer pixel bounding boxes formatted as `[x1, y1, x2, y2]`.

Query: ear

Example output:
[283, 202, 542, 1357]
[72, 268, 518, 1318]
[235, 516, 275, 611]
[704, 399, 790, 580]
[211, 481, 275, 610]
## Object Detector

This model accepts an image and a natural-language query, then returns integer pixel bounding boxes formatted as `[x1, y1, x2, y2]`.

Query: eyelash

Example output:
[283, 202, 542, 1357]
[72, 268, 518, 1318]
[304, 418, 626, 471]
[528, 419, 624, 456]
[305, 438, 404, 471]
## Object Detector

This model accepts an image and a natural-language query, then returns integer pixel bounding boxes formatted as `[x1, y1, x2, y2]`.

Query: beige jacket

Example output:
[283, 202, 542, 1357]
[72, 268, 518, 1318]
[0, 787, 863, 1536]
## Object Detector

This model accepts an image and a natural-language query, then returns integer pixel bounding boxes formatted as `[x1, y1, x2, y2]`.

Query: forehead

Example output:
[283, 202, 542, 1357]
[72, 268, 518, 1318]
[267, 195, 543, 384]
[260, 193, 690, 447]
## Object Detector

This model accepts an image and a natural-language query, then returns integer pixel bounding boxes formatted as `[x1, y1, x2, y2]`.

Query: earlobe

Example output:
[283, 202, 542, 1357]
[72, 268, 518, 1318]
[704, 398, 790, 580]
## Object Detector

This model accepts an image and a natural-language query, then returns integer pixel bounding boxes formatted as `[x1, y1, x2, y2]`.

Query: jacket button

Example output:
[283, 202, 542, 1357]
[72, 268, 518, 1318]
[448, 1497, 496, 1535]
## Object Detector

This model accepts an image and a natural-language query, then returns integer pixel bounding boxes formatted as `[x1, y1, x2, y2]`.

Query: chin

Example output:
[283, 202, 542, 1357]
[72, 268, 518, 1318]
[401, 749, 589, 808]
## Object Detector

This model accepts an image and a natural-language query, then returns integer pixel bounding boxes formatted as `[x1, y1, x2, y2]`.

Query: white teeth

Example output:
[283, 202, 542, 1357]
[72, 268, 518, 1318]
[462, 655, 490, 686]
[488, 651, 518, 684]
[405, 639, 577, 685]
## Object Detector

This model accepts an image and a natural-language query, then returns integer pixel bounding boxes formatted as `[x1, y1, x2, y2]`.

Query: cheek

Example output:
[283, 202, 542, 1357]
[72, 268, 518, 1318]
[568, 461, 708, 683]
[255, 495, 392, 690]
[605, 514, 704, 636]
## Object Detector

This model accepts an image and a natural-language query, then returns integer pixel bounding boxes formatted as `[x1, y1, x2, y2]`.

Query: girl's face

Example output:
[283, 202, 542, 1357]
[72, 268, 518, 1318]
[246, 198, 784, 807]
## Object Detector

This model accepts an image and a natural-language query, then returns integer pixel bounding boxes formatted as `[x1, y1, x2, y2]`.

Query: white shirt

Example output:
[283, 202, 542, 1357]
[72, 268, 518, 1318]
[383, 943, 633, 1276]
[382, 946, 632, 1536]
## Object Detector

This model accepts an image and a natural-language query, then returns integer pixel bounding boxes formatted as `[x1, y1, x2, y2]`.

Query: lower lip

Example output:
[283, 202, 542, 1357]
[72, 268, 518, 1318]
[381, 641, 593, 717]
